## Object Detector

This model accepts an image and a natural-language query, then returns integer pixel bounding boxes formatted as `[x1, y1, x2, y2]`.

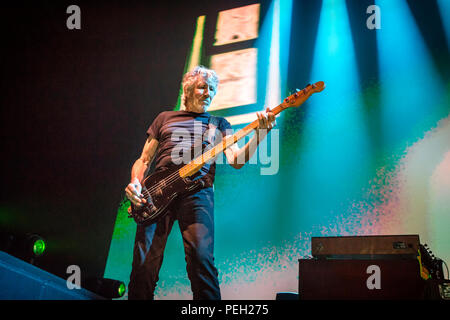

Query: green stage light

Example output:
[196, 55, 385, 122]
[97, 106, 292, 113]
[84, 277, 126, 299]
[0, 231, 46, 263]
[23, 234, 46, 258]
[117, 282, 126, 297]
[32, 238, 46, 256]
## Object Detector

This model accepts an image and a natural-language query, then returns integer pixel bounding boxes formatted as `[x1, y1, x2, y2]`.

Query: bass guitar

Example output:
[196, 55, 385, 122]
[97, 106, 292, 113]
[128, 81, 325, 225]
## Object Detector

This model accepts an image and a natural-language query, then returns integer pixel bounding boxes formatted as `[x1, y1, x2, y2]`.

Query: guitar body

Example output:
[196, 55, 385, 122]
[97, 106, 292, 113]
[128, 165, 205, 225]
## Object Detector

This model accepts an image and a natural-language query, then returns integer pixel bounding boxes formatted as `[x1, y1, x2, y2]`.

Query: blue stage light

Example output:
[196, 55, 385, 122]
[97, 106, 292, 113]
[375, 0, 445, 149]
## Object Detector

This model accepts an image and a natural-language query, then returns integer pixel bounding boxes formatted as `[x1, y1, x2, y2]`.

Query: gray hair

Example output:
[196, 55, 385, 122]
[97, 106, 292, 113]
[180, 66, 219, 111]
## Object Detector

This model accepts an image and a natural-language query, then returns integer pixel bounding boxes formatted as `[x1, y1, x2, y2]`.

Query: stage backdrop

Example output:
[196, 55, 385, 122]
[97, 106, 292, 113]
[1, 0, 448, 300]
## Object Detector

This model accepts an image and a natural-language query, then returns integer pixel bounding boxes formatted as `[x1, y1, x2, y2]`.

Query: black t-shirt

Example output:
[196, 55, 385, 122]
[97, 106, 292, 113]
[146, 110, 232, 186]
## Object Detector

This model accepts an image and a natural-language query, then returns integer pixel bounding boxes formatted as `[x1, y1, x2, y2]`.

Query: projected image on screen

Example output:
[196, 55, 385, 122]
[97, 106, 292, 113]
[209, 4, 260, 113]
[209, 48, 257, 111]
[214, 4, 260, 46]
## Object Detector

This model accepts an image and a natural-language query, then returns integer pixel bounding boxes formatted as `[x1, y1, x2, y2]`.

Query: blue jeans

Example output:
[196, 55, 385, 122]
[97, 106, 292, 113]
[128, 187, 221, 300]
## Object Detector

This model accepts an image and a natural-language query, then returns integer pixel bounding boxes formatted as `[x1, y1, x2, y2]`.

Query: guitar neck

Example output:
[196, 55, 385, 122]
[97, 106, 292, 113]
[178, 106, 283, 178]
[178, 87, 313, 178]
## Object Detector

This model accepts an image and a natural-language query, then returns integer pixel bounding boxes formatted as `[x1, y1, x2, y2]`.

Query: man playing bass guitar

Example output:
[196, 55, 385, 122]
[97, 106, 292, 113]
[124, 66, 276, 300]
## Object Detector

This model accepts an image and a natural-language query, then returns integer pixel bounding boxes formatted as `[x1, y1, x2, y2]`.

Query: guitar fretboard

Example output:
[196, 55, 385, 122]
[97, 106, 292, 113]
[178, 86, 313, 178]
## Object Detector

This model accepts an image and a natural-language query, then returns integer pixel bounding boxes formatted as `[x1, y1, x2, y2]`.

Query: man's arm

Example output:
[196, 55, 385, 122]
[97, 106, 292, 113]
[224, 108, 275, 169]
[223, 131, 267, 169]
[125, 136, 159, 207]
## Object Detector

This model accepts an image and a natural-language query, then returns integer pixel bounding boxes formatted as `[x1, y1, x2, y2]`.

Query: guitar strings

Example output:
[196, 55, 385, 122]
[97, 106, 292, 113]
[139, 149, 216, 199]
[140, 137, 231, 199]
[141, 147, 220, 197]
[142, 149, 212, 195]
[139, 125, 254, 201]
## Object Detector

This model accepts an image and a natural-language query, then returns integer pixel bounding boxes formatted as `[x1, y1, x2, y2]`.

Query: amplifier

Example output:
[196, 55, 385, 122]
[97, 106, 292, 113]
[311, 234, 420, 259]
[298, 258, 426, 300]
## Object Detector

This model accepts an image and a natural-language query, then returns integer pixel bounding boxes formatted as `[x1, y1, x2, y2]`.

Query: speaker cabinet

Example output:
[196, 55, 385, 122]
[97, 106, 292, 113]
[299, 258, 426, 300]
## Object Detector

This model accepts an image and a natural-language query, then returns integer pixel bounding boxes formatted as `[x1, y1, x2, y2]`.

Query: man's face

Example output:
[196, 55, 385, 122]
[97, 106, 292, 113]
[189, 77, 217, 113]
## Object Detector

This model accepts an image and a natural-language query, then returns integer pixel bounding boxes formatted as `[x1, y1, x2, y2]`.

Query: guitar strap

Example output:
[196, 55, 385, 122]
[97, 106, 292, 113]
[196, 114, 221, 188]
[183, 114, 223, 189]
[207, 114, 220, 144]
[208, 114, 220, 126]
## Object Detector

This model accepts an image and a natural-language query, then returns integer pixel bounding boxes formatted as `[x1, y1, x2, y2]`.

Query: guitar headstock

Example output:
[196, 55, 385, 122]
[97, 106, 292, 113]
[282, 81, 325, 109]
